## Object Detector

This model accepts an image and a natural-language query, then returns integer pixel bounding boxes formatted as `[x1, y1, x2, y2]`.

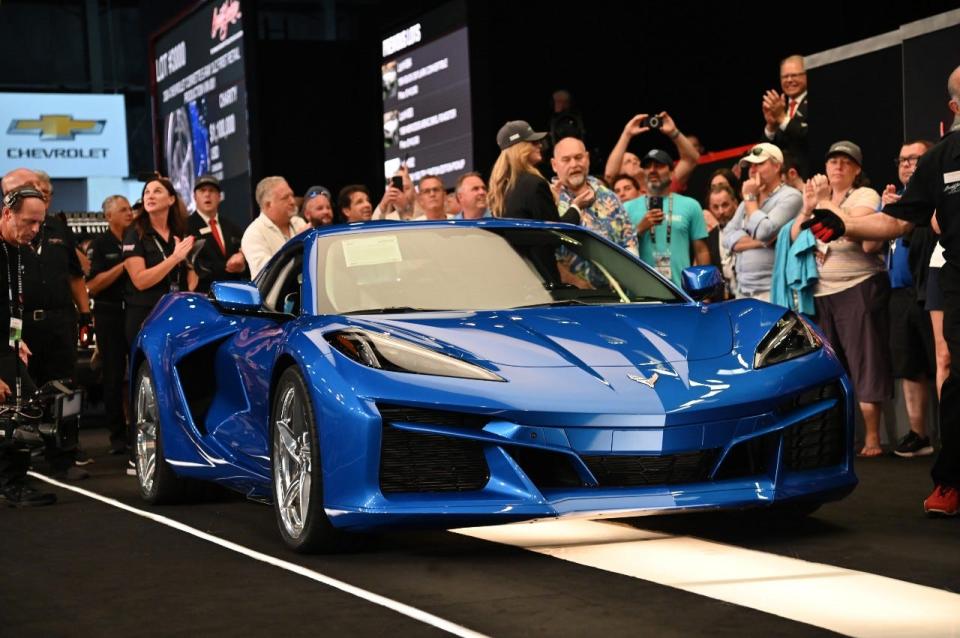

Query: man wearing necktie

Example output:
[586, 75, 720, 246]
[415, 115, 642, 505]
[763, 54, 810, 179]
[187, 175, 248, 293]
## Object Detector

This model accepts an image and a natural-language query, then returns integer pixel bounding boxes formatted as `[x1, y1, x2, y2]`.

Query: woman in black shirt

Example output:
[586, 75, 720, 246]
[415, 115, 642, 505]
[488, 120, 559, 221]
[121, 177, 197, 346]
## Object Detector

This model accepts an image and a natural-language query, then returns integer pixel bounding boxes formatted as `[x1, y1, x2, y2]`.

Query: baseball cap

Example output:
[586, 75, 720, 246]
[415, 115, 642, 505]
[194, 174, 221, 191]
[303, 185, 331, 201]
[496, 120, 547, 150]
[640, 149, 674, 168]
[740, 142, 784, 167]
[825, 141, 863, 166]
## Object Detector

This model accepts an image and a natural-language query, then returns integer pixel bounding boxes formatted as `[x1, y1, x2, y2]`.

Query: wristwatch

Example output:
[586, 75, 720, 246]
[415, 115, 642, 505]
[744, 194, 758, 202]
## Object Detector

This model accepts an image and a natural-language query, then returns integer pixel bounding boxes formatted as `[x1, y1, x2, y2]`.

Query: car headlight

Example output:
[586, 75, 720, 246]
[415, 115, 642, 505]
[754, 311, 821, 369]
[326, 329, 505, 381]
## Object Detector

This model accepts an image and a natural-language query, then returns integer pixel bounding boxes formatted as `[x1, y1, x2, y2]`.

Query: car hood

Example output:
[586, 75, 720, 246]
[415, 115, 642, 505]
[342, 304, 733, 368]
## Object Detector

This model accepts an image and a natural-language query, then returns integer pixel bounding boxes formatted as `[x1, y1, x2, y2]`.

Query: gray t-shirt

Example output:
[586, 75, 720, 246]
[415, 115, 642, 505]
[721, 184, 802, 295]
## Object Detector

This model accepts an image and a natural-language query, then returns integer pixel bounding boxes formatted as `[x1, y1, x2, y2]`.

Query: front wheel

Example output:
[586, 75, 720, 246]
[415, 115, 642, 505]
[271, 367, 342, 552]
[134, 361, 190, 504]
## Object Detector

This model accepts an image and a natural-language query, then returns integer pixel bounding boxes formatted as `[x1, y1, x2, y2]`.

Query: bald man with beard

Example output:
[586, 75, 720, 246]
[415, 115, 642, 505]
[553, 137, 636, 255]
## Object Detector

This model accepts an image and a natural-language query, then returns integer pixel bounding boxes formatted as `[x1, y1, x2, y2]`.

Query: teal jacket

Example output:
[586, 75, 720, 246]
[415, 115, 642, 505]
[770, 222, 818, 316]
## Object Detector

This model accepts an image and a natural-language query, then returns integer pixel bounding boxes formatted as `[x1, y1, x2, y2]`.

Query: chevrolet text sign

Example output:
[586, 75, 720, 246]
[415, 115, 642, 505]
[0, 93, 129, 177]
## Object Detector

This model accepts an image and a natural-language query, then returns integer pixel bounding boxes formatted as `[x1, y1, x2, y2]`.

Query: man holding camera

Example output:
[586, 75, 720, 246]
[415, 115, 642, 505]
[623, 149, 710, 286]
[0, 185, 57, 506]
[1, 168, 88, 480]
[603, 112, 701, 194]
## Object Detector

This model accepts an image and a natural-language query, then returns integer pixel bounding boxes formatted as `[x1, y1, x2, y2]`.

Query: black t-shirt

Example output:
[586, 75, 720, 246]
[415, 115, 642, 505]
[22, 214, 81, 313]
[87, 230, 128, 304]
[0, 241, 17, 355]
[121, 226, 189, 308]
[884, 131, 960, 263]
[503, 172, 560, 222]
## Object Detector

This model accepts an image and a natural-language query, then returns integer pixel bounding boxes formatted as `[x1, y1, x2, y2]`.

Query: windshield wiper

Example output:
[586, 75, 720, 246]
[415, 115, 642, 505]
[510, 299, 593, 309]
[512, 295, 676, 309]
[342, 306, 444, 315]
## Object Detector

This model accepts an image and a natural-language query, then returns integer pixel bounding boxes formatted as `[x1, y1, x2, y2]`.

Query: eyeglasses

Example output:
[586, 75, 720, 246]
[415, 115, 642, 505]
[419, 187, 444, 195]
[306, 189, 329, 200]
[895, 156, 922, 167]
[780, 72, 806, 80]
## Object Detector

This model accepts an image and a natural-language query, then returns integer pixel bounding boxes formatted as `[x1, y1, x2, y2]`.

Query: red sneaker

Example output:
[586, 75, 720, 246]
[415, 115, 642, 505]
[923, 485, 959, 516]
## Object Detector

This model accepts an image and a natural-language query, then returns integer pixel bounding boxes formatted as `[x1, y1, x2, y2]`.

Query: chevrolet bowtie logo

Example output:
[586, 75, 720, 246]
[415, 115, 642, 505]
[8, 115, 105, 141]
[628, 372, 659, 388]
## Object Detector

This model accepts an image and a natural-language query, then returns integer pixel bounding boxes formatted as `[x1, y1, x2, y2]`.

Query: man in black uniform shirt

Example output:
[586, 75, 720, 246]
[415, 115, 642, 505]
[0, 186, 57, 506]
[1, 168, 90, 480]
[87, 195, 134, 454]
[188, 175, 247, 293]
[802, 64, 960, 516]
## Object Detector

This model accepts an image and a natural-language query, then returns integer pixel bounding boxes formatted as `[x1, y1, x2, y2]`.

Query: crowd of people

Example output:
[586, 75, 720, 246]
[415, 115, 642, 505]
[1, 55, 958, 517]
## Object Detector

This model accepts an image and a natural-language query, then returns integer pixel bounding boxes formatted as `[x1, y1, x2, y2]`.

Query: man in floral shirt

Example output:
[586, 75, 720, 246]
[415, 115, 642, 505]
[552, 136, 638, 255]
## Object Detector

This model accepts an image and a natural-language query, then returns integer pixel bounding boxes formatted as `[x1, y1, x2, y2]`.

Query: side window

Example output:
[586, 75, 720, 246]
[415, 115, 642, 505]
[260, 246, 304, 313]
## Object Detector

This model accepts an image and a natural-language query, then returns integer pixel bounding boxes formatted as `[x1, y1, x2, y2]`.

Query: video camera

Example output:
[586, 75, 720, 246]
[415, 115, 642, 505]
[0, 380, 82, 449]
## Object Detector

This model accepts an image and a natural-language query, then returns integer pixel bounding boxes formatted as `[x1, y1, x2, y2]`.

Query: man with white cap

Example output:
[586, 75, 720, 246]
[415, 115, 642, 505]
[721, 142, 802, 300]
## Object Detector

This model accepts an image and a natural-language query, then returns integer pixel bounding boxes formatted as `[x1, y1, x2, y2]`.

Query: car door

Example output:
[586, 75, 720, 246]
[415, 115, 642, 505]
[205, 244, 305, 474]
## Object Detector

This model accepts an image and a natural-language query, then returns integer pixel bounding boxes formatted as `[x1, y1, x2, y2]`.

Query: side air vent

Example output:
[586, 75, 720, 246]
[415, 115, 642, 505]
[379, 426, 489, 493]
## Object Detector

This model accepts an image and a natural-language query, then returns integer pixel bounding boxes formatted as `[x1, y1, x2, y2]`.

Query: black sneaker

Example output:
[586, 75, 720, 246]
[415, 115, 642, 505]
[894, 431, 934, 458]
[1, 481, 57, 507]
[74, 448, 95, 466]
[52, 466, 90, 481]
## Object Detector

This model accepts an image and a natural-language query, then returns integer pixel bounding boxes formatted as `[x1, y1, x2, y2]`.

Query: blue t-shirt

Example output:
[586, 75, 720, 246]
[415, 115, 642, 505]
[624, 193, 708, 285]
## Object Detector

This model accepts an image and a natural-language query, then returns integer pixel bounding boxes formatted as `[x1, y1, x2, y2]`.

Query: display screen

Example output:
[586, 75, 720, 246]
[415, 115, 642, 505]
[382, 17, 473, 190]
[151, 0, 252, 226]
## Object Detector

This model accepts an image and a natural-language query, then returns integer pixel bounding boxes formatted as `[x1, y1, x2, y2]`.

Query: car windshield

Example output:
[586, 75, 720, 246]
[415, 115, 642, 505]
[315, 225, 683, 314]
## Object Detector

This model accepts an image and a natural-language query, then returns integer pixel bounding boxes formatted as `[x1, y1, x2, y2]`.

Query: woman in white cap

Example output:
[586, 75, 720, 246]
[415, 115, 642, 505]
[791, 140, 889, 458]
[488, 120, 559, 221]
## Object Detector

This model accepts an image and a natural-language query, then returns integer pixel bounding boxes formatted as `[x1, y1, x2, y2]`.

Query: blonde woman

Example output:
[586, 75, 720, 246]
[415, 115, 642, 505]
[488, 121, 559, 221]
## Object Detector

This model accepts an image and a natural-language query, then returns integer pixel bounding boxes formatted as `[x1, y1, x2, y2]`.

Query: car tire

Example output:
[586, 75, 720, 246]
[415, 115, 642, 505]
[271, 366, 342, 553]
[133, 361, 190, 504]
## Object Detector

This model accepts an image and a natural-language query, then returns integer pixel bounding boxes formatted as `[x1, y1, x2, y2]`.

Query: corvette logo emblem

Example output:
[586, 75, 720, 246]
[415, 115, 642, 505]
[8, 115, 105, 140]
[628, 372, 659, 388]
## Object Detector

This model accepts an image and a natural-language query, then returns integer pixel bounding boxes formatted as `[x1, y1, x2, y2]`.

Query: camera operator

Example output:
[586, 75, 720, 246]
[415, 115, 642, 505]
[0, 186, 57, 506]
[603, 112, 701, 193]
[1, 168, 90, 480]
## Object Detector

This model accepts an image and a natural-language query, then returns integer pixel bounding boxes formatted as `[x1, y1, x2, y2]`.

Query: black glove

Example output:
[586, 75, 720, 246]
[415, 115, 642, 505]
[800, 208, 846, 243]
[78, 312, 94, 348]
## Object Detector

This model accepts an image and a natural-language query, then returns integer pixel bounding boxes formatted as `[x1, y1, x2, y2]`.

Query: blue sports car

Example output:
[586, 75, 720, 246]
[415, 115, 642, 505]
[131, 220, 856, 552]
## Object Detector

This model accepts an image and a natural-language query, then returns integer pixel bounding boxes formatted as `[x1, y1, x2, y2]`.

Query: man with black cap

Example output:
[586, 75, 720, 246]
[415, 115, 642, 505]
[188, 175, 247, 293]
[623, 149, 710, 285]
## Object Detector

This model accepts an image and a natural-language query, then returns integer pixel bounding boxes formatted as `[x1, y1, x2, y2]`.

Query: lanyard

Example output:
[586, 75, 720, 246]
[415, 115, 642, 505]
[1, 242, 22, 318]
[648, 194, 674, 245]
[150, 233, 182, 291]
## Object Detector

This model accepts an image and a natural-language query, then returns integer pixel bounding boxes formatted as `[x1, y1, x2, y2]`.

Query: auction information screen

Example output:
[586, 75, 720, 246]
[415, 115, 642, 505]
[151, 0, 253, 226]
[381, 9, 473, 189]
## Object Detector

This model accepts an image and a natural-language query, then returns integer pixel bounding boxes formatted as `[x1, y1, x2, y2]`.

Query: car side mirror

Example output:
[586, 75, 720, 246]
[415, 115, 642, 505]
[681, 265, 724, 301]
[211, 281, 262, 311]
